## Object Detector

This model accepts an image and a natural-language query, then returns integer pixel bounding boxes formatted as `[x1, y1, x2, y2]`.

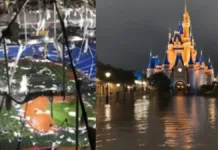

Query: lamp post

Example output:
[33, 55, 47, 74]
[105, 72, 111, 104]
[116, 83, 120, 101]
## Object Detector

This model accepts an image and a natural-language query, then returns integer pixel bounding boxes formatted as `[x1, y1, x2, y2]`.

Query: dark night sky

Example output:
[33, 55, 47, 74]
[97, 0, 218, 74]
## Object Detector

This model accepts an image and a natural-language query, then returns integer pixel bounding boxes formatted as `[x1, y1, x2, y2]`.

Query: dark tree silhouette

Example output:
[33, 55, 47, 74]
[97, 60, 135, 85]
[148, 72, 171, 92]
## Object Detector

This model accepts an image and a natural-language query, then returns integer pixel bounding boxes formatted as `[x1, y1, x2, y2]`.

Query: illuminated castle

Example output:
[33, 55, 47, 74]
[146, 0, 214, 90]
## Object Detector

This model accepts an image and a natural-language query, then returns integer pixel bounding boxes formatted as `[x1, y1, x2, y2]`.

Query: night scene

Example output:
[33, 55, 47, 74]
[0, 0, 96, 150]
[96, 0, 218, 150]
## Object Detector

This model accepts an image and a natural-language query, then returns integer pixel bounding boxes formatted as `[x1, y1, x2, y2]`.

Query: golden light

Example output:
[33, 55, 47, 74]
[105, 72, 111, 78]
[138, 81, 142, 85]
[134, 80, 139, 84]
[127, 86, 131, 89]
[178, 68, 182, 72]
[116, 83, 120, 87]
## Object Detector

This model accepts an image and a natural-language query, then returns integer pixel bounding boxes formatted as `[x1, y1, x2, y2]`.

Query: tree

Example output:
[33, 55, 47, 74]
[148, 72, 171, 92]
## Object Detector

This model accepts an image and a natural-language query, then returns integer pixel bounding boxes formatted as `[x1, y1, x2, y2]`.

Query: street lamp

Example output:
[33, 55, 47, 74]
[116, 83, 120, 87]
[105, 72, 111, 104]
[105, 72, 111, 78]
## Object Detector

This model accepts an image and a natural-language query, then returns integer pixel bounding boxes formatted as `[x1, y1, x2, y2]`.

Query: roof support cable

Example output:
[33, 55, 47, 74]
[75, 81, 80, 150]
[3, 38, 12, 110]
[62, 36, 66, 101]
[53, 1, 95, 150]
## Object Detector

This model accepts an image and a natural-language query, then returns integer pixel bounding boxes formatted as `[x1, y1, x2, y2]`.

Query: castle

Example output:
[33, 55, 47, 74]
[146, 0, 214, 91]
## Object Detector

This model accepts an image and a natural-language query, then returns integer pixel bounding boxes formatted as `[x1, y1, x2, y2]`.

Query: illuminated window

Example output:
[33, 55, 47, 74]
[178, 68, 182, 72]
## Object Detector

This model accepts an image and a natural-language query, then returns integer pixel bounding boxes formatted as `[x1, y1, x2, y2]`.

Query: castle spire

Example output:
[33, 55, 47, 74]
[208, 57, 212, 69]
[163, 52, 170, 65]
[168, 28, 171, 40]
[185, 0, 188, 13]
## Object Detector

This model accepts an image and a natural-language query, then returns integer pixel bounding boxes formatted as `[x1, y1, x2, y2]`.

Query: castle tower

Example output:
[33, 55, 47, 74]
[147, 51, 155, 78]
[188, 52, 195, 90]
[199, 51, 205, 86]
[155, 58, 162, 73]
[195, 53, 200, 88]
[172, 53, 187, 87]
[168, 30, 174, 51]
[207, 58, 214, 85]
[182, 0, 191, 40]
[162, 52, 171, 78]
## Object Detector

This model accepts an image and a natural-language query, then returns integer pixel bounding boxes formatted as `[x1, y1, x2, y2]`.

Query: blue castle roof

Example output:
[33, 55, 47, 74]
[163, 53, 170, 65]
[148, 56, 155, 69]
[169, 37, 173, 44]
[156, 58, 162, 66]
[134, 72, 143, 80]
[207, 60, 213, 70]
[188, 52, 194, 65]
[199, 56, 204, 64]
[174, 33, 183, 44]
[175, 53, 184, 66]
[178, 24, 183, 34]
[195, 55, 200, 63]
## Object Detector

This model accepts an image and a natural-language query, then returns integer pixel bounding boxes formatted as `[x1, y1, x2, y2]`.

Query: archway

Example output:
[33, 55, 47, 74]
[174, 81, 186, 95]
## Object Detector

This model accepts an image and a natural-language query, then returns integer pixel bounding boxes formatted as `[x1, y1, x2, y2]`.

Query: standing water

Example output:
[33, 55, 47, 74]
[96, 95, 218, 150]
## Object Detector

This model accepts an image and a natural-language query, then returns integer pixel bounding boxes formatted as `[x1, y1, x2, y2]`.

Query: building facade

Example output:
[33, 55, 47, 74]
[146, 2, 214, 90]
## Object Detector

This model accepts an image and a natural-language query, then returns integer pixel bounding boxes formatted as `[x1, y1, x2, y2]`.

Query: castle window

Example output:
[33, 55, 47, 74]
[178, 68, 182, 72]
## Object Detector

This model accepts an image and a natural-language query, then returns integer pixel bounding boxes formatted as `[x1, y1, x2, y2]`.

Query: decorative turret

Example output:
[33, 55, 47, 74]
[206, 57, 214, 85]
[163, 52, 170, 78]
[195, 54, 200, 64]
[199, 50, 205, 86]
[188, 52, 194, 65]
[168, 29, 172, 43]
[178, 21, 183, 34]
[195, 52, 201, 88]
[147, 51, 156, 78]
[175, 53, 184, 66]
[174, 33, 183, 44]
[163, 52, 170, 65]
[188, 52, 195, 90]
[169, 36, 173, 44]
[207, 57, 212, 70]
[199, 50, 205, 66]
[155, 58, 162, 73]
[147, 51, 155, 69]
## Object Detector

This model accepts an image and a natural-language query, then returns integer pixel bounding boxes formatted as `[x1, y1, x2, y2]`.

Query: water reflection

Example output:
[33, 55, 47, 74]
[134, 99, 149, 133]
[208, 98, 216, 128]
[105, 104, 112, 130]
[163, 96, 198, 149]
[104, 104, 111, 121]
[97, 96, 218, 150]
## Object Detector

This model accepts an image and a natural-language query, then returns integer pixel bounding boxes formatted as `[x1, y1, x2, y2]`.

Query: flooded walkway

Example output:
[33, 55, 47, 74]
[96, 95, 218, 150]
